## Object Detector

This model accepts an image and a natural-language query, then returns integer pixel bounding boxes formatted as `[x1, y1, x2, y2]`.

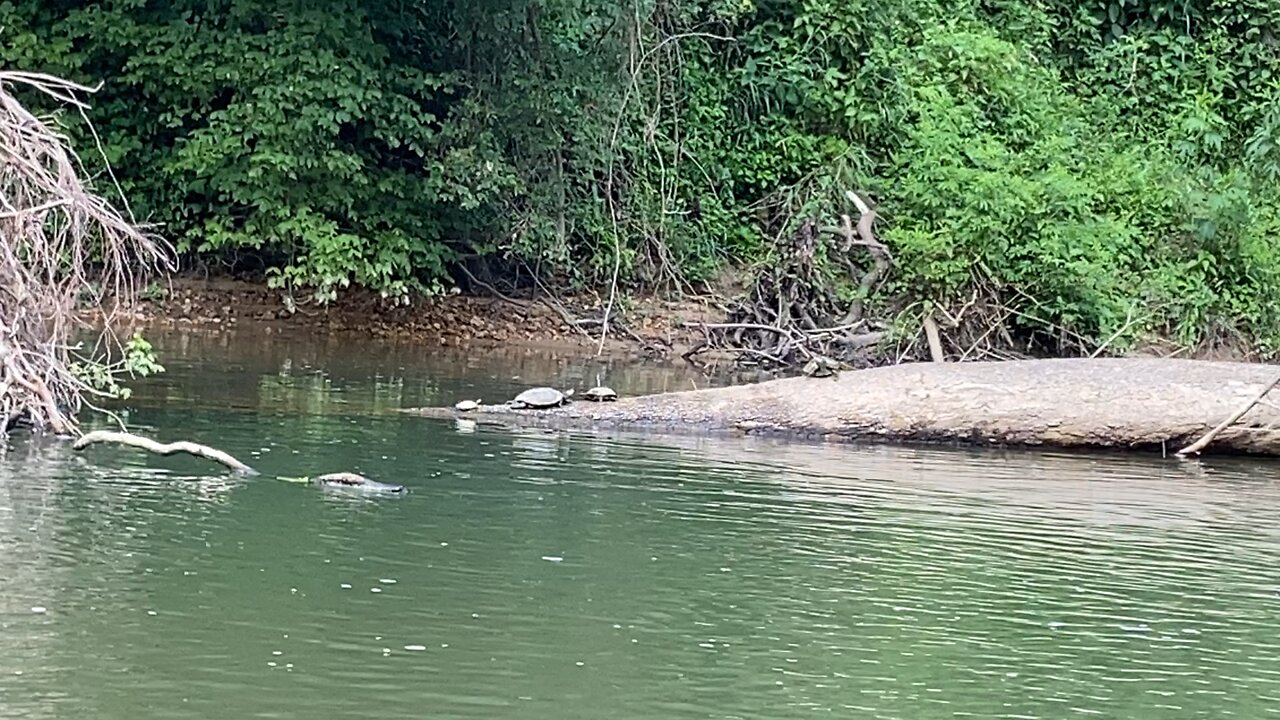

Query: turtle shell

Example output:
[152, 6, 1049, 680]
[313, 472, 405, 493]
[511, 387, 567, 408]
[583, 386, 618, 401]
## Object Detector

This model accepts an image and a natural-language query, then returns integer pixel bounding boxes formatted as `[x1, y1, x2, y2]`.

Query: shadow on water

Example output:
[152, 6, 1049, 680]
[3, 325, 1280, 719]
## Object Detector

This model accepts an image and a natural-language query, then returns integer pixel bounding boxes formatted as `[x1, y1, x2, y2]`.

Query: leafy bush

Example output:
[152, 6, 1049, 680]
[1, 0, 1278, 352]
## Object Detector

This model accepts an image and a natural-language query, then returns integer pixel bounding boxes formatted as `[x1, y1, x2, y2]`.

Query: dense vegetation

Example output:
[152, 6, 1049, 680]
[2, 0, 1278, 355]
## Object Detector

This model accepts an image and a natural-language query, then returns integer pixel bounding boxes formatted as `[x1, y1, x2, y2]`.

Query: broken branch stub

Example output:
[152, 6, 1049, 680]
[1175, 374, 1280, 457]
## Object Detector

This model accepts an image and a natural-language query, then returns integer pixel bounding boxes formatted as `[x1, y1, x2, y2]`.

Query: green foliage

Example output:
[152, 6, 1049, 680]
[69, 332, 166, 401]
[2, 0, 1279, 353]
[665, 0, 1280, 353]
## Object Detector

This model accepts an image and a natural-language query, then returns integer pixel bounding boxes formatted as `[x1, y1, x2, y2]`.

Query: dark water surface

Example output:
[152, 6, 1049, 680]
[3, 327, 1280, 719]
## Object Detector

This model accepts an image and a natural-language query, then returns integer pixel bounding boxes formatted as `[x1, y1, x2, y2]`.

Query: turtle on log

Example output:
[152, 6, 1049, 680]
[507, 387, 574, 409]
[802, 355, 846, 378]
[582, 386, 618, 402]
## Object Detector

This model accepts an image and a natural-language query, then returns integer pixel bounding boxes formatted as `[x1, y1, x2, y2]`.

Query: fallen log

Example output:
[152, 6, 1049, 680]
[403, 357, 1280, 457]
[72, 430, 404, 491]
[74, 430, 259, 474]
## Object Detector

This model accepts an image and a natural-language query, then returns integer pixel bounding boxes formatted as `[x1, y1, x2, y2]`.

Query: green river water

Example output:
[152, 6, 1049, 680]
[3, 327, 1280, 719]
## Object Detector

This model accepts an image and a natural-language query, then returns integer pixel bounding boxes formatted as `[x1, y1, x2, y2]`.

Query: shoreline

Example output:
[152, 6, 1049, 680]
[63, 276, 1280, 458]
[79, 275, 726, 362]
[76, 274, 1266, 373]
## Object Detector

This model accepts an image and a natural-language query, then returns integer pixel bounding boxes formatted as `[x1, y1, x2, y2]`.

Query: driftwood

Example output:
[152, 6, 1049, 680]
[71, 430, 404, 491]
[406, 357, 1280, 457]
[73, 430, 259, 474]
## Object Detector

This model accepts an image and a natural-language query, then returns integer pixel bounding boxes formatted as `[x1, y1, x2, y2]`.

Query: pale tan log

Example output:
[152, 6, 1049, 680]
[406, 358, 1280, 456]
[73, 430, 258, 474]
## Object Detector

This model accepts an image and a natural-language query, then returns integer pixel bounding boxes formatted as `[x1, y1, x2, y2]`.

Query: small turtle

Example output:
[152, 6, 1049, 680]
[802, 355, 844, 378]
[454, 398, 482, 412]
[582, 385, 618, 402]
[507, 386, 574, 409]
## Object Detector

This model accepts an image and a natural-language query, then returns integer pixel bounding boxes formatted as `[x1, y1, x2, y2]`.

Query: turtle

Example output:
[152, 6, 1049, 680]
[802, 355, 845, 378]
[454, 398, 482, 412]
[507, 386, 574, 409]
[311, 472, 405, 494]
[582, 385, 618, 402]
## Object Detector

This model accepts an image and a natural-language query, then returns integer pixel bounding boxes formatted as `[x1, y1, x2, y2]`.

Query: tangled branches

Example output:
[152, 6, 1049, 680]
[684, 191, 891, 369]
[0, 71, 174, 434]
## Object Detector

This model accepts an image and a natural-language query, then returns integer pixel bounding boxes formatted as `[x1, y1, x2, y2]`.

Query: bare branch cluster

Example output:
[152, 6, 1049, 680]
[682, 190, 891, 369]
[0, 71, 174, 433]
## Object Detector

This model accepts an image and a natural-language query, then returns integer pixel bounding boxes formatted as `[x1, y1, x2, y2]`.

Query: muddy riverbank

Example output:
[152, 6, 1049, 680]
[80, 275, 1264, 371]
[81, 276, 724, 361]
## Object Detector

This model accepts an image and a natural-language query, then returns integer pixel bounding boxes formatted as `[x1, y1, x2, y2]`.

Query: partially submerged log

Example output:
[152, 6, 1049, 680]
[307, 472, 405, 494]
[404, 358, 1280, 457]
[72, 430, 403, 491]
[74, 430, 259, 474]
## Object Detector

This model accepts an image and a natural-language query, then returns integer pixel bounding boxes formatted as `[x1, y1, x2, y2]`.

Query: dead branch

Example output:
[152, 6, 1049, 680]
[457, 263, 530, 309]
[693, 189, 893, 370]
[526, 272, 596, 341]
[73, 430, 258, 474]
[922, 312, 946, 363]
[830, 331, 889, 348]
[0, 70, 175, 433]
[684, 322, 798, 336]
[837, 191, 893, 330]
[838, 227, 891, 328]
[1176, 374, 1280, 457]
[1090, 307, 1140, 359]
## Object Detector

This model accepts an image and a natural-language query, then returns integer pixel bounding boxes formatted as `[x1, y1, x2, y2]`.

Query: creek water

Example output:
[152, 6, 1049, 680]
[3, 326, 1280, 719]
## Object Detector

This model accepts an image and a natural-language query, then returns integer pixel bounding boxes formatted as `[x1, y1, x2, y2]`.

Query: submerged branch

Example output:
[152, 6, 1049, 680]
[73, 430, 259, 475]
[72, 431, 405, 492]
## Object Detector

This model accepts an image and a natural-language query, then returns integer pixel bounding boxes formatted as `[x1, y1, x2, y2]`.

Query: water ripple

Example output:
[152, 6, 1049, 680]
[4, 372, 1280, 718]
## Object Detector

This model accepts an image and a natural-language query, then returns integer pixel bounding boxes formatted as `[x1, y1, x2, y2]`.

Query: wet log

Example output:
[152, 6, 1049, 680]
[404, 358, 1280, 457]
[74, 430, 259, 474]
[72, 431, 402, 490]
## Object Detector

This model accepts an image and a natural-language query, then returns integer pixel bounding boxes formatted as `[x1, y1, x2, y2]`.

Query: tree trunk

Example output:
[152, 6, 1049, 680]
[405, 358, 1280, 456]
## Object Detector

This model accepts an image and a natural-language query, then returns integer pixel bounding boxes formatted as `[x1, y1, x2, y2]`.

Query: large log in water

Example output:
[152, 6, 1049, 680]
[404, 358, 1280, 456]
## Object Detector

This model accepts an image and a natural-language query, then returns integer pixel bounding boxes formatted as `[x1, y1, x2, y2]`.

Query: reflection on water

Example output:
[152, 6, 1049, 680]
[110, 324, 747, 419]
[2, 326, 1280, 719]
